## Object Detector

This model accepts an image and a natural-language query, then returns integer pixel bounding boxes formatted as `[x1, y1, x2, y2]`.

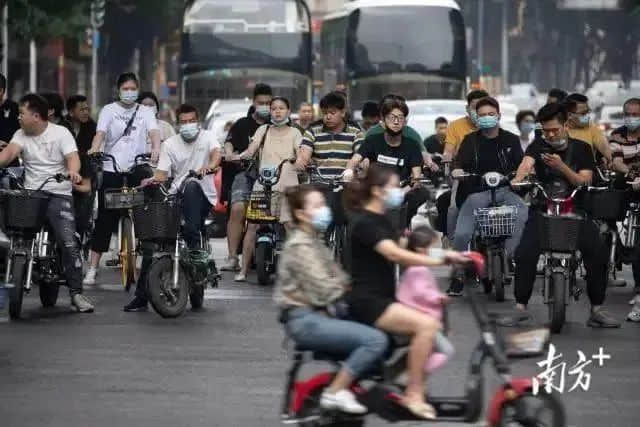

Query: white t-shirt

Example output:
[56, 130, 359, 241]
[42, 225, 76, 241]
[157, 129, 221, 205]
[97, 102, 158, 172]
[10, 123, 78, 196]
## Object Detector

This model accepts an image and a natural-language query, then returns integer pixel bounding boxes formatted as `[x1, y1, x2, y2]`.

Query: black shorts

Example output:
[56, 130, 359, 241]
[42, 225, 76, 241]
[347, 294, 395, 326]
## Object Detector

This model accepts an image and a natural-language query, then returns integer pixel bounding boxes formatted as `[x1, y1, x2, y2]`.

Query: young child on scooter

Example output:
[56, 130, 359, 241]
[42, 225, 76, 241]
[396, 226, 455, 372]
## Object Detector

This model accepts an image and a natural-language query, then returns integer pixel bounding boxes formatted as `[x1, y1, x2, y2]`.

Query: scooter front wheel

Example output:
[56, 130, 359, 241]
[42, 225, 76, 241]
[548, 272, 566, 334]
[148, 257, 189, 318]
[491, 251, 505, 302]
[255, 241, 273, 286]
[497, 390, 565, 427]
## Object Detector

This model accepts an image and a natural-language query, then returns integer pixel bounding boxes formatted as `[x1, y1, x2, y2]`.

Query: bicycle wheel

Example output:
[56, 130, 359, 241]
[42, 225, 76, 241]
[120, 217, 137, 291]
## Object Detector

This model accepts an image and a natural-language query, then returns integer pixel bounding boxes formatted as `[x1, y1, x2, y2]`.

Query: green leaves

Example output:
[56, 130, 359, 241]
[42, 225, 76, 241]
[9, 0, 92, 41]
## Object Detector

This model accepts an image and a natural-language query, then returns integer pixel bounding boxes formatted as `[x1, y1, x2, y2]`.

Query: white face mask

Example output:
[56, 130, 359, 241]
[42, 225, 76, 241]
[120, 89, 138, 105]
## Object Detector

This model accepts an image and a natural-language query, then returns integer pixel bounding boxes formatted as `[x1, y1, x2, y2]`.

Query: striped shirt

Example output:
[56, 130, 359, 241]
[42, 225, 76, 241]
[302, 123, 364, 178]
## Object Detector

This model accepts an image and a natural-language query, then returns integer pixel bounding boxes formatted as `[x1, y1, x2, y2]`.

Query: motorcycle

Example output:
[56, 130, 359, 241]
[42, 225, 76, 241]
[279, 254, 564, 427]
[134, 171, 220, 318]
[246, 158, 294, 286]
[0, 171, 72, 319]
[453, 171, 519, 302]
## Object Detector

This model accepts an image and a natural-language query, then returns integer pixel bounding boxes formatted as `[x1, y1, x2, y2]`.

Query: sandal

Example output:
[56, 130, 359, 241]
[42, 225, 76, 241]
[402, 400, 437, 420]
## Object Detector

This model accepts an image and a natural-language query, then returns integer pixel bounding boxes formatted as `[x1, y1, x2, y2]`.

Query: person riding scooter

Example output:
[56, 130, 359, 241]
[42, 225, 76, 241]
[448, 97, 527, 296]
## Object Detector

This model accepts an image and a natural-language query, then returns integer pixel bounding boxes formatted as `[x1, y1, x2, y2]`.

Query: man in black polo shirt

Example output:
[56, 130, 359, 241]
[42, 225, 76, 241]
[512, 102, 619, 328]
[220, 83, 273, 271]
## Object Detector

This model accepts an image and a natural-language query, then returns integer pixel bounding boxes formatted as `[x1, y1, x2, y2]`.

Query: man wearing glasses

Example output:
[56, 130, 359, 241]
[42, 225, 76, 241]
[347, 97, 425, 229]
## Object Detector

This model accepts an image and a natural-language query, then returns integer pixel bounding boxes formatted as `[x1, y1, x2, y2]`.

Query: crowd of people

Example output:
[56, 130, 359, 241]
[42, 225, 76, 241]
[3, 70, 640, 419]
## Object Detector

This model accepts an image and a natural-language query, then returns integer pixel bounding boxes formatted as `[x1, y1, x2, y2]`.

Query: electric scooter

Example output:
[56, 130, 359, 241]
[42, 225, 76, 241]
[279, 255, 564, 426]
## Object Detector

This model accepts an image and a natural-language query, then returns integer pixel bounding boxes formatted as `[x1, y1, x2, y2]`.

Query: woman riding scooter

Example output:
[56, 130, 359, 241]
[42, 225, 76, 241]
[275, 184, 389, 415]
[344, 164, 468, 419]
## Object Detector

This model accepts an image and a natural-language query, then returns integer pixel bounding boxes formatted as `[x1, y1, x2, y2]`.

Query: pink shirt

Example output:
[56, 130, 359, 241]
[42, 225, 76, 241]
[396, 266, 445, 321]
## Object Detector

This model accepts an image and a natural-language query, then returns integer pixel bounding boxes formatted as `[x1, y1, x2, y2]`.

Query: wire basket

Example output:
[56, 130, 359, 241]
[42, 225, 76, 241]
[474, 205, 518, 238]
[246, 191, 281, 223]
[583, 189, 627, 221]
[132, 200, 181, 242]
[1, 189, 49, 231]
[104, 188, 145, 209]
[538, 213, 582, 253]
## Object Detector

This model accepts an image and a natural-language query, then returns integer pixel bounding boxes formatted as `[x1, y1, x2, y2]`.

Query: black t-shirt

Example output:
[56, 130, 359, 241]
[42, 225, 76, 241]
[525, 137, 595, 200]
[358, 133, 423, 182]
[0, 99, 19, 143]
[455, 129, 523, 204]
[349, 210, 396, 299]
[69, 118, 97, 155]
[424, 134, 445, 154]
[221, 115, 262, 202]
[0, 99, 20, 167]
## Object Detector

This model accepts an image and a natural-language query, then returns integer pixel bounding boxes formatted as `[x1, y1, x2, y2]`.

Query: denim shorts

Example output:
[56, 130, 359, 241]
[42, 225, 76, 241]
[230, 172, 254, 205]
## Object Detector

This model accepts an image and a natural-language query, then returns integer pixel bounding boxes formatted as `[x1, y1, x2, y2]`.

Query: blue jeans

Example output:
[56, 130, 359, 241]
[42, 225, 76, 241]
[453, 188, 528, 256]
[182, 181, 212, 249]
[285, 307, 389, 378]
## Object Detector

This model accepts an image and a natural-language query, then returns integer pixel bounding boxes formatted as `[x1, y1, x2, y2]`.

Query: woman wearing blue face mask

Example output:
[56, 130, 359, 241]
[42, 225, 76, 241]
[138, 91, 176, 146]
[343, 163, 468, 420]
[516, 110, 536, 153]
[84, 73, 161, 286]
[275, 184, 389, 414]
[232, 97, 306, 282]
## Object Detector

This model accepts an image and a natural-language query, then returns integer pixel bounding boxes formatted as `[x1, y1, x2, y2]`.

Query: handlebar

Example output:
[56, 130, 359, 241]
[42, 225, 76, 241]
[305, 164, 349, 186]
[512, 179, 581, 204]
[89, 152, 151, 174]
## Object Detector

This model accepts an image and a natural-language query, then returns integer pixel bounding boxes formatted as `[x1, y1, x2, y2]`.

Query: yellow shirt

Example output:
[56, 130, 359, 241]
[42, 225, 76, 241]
[567, 124, 606, 149]
[444, 116, 476, 154]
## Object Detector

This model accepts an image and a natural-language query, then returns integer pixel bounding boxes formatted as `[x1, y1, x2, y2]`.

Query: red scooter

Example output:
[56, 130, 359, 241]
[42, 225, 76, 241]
[279, 253, 564, 426]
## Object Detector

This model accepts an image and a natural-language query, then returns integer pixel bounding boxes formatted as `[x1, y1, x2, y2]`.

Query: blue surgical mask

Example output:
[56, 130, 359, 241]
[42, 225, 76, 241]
[469, 109, 479, 125]
[180, 123, 200, 141]
[520, 122, 535, 134]
[384, 188, 404, 209]
[255, 105, 270, 120]
[311, 206, 333, 231]
[624, 116, 640, 131]
[477, 115, 499, 130]
[578, 113, 591, 126]
[272, 116, 290, 127]
[120, 89, 138, 105]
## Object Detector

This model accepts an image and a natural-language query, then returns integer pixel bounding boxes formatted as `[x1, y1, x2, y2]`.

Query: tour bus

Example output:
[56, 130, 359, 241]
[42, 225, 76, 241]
[181, 0, 313, 115]
[320, 0, 467, 109]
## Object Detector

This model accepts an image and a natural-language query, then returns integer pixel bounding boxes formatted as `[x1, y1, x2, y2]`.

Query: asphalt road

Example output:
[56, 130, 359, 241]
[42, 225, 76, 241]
[1, 239, 639, 427]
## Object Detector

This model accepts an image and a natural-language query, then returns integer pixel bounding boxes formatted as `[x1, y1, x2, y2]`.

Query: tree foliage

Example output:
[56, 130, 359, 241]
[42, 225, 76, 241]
[8, 0, 92, 41]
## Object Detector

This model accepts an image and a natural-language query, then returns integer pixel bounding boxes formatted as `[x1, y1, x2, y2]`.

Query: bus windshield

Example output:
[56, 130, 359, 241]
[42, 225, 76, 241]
[182, 0, 311, 75]
[346, 6, 466, 79]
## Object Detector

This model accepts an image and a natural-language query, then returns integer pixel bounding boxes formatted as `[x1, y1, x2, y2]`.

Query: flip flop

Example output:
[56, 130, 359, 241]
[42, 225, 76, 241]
[402, 400, 437, 420]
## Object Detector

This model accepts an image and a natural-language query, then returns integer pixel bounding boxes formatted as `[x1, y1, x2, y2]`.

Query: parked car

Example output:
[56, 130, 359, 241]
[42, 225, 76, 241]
[598, 105, 624, 136]
[497, 83, 541, 112]
[586, 80, 626, 110]
[405, 99, 467, 140]
[204, 99, 253, 144]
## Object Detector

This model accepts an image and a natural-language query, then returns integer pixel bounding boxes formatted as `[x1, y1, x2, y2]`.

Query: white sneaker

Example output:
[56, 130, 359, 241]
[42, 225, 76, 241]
[220, 257, 240, 272]
[82, 267, 97, 285]
[234, 272, 247, 282]
[319, 389, 367, 414]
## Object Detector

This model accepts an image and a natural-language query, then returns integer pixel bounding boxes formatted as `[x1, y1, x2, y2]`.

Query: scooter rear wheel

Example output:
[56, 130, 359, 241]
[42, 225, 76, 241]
[497, 390, 565, 427]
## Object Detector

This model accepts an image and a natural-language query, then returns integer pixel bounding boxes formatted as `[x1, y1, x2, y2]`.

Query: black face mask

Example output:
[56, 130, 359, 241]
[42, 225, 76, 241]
[385, 127, 402, 137]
